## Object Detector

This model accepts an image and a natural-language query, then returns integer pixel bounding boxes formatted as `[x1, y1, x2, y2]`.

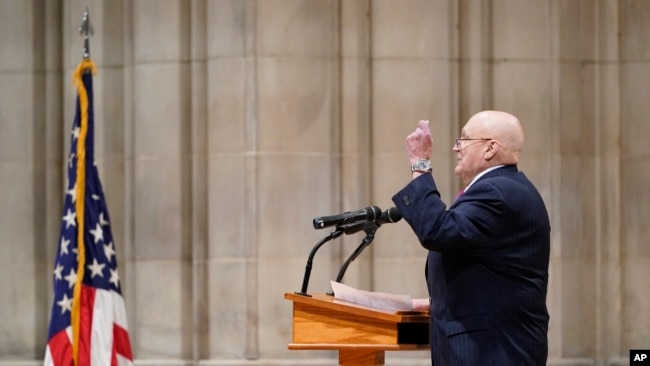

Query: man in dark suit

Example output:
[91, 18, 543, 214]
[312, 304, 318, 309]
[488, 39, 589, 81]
[392, 111, 550, 365]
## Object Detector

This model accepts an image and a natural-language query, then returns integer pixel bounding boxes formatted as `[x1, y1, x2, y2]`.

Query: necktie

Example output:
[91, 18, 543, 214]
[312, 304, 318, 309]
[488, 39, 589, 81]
[455, 189, 465, 200]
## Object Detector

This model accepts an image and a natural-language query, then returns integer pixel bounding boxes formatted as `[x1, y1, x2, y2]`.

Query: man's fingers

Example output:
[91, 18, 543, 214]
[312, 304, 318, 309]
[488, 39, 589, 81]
[418, 120, 430, 134]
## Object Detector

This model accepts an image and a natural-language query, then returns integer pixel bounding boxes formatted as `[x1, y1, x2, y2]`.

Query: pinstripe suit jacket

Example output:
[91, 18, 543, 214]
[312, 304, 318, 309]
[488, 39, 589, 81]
[392, 165, 550, 366]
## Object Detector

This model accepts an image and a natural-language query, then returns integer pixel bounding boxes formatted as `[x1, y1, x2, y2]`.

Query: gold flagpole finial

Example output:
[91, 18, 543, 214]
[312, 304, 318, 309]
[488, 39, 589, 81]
[79, 7, 94, 59]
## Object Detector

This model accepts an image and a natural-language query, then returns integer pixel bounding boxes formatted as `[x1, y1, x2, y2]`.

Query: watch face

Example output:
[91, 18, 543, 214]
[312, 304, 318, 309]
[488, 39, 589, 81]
[412, 160, 431, 172]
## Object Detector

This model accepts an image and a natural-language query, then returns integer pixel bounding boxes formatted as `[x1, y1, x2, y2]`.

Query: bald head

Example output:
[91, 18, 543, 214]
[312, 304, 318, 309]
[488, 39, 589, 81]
[465, 110, 524, 165]
[453, 111, 525, 185]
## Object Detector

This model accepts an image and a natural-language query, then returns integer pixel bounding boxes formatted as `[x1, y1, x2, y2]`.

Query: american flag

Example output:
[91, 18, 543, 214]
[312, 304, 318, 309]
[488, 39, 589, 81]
[45, 60, 133, 366]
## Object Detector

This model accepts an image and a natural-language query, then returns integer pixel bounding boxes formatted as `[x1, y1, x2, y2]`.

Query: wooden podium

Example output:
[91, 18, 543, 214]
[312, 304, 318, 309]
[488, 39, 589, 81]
[285, 292, 429, 365]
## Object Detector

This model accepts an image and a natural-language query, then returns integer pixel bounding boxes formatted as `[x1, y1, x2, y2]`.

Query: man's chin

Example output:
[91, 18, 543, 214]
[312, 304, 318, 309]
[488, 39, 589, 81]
[454, 168, 469, 185]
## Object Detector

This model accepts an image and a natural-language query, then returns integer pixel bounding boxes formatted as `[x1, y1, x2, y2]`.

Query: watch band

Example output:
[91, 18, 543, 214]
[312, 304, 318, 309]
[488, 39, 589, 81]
[411, 159, 432, 173]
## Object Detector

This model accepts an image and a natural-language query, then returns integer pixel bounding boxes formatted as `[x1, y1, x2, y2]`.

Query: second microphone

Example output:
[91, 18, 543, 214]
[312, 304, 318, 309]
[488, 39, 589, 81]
[312, 206, 401, 229]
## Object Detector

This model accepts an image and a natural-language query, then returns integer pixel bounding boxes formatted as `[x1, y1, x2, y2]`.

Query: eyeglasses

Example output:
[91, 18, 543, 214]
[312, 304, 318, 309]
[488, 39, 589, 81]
[454, 138, 491, 149]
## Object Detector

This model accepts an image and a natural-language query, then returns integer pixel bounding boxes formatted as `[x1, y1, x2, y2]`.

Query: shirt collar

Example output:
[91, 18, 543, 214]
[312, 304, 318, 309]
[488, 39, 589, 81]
[464, 165, 505, 192]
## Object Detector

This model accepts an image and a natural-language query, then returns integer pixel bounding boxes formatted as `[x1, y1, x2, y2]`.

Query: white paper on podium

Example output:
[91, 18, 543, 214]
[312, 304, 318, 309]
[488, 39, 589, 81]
[330, 281, 414, 312]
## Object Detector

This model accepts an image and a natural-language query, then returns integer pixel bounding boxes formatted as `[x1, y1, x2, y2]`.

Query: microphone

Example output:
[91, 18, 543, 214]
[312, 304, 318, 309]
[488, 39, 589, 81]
[313, 205, 382, 229]
[296, 208, 399, 296]
[337, 208, 401, 234]
[376, 207, 402, 226]
[330, 208, 403, 288]
[337, 221, 369, 235]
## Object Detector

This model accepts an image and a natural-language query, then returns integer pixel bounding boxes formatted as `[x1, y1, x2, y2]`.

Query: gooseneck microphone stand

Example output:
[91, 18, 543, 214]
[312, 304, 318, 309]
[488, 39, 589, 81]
[327, 223, 378, 295]
[295, 227, 345, 297]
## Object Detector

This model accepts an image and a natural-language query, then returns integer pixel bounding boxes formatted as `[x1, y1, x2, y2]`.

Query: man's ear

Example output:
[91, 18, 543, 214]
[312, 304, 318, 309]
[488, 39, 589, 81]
[483, 141, 500, 160]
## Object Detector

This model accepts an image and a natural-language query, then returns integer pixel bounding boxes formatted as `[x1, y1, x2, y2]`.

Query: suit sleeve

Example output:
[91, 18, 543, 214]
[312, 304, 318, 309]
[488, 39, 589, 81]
[392, 173, 507, 253]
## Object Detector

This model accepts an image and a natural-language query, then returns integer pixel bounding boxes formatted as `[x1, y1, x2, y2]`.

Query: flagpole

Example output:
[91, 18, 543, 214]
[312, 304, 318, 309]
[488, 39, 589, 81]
[46, 7, 134, 365]
[71, 8, 96, 366]
[80, 7, 93, 59]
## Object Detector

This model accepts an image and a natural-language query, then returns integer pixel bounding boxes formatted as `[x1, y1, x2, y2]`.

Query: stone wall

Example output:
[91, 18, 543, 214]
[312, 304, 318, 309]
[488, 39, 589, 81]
[0, 0, 646, 365]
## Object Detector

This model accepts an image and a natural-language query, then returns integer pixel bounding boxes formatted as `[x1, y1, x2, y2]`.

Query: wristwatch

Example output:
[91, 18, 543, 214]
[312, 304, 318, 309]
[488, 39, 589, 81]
[411, 159, 432, 173]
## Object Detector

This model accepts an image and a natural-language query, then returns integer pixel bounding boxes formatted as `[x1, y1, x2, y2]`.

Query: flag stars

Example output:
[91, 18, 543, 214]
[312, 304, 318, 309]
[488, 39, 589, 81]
[57, 294, 73, 314]
[71, 126, 80, 140]
[68, 152, 75, 168]
[60, 238, 71, 256]
[109, 268, 120, 288]
[62, 209, 76, 229]
[66, 183, 77, 203]
[104, 242, 116, 262]
[64, 268, 77, 289]
[87, 258, 106, 278]
[53, 264, 64, 281]
[89, 223, 104, 244]
[99, 212, 109, 226]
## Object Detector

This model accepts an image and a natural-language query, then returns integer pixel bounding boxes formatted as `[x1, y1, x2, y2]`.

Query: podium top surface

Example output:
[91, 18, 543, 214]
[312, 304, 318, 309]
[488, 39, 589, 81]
[284, 292, 429, 323]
